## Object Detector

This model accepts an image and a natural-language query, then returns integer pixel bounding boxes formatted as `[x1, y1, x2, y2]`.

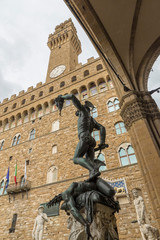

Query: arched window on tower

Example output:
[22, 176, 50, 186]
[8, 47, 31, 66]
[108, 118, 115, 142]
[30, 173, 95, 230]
[115, 122, 127, 135]
[23, 111, 29, 123]
[107, 98, 120, 112]
[12, 103, 17, 109]
[17, 113, 22, 126]
[4, 107, 8, 113]
[50, 100, 57, 112]
[37, 105, 43, 118]
[80, 86, 88, 100]
[47, 166, 58, 183]
[10, 116, 16, 128]
[118, 143, 137, 166]
[71, 76, 77, 82]
[30, 108, 36, 120]
[84, 70, 89, 77]
[44, 102, 50, 114]
[30, 95, 35, 101]
[89, 82, 97, 96]
[49, 86, 54, 93]
[98, 79, 107, 92]
[4, 119, 9, 131]
[96, 64, 103, 71]
[39, 91, 43, 97]
[60, 81, 65, 88]
[21, 99, 26, 105]
[107, 78, 114, 89]
[29, 129, 35, 140]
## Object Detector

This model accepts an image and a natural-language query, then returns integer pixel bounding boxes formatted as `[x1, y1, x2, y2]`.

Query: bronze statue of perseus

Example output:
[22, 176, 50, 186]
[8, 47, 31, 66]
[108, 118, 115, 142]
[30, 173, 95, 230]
[55, 94, 108, 180]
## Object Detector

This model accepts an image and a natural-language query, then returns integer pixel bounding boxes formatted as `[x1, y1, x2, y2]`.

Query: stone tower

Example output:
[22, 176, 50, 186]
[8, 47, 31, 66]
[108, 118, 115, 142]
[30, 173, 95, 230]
[46, 18, 82, 82]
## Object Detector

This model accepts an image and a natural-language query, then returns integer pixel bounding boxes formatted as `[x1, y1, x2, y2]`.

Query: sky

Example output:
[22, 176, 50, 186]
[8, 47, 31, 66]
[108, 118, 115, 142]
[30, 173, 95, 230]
[0, 0, 159, 107]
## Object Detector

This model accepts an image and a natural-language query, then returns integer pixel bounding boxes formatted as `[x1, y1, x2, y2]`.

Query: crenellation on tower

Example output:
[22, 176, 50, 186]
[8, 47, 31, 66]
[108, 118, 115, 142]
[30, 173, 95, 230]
[18, 90, 25, 96]
[10, 94, 16, 100]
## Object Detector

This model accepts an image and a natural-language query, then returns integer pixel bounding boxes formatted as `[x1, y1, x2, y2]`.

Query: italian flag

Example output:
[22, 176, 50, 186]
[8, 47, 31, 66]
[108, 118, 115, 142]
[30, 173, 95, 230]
[14, 163, 17, 185]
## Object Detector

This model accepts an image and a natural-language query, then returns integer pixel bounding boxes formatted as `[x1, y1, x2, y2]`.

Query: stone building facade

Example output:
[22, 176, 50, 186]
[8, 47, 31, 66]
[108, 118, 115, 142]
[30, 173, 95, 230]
[0, 19, 158, 240]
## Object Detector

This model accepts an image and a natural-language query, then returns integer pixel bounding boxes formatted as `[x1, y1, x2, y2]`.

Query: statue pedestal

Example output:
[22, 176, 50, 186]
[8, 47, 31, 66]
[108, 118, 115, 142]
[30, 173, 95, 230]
[67, 203, 119, 240]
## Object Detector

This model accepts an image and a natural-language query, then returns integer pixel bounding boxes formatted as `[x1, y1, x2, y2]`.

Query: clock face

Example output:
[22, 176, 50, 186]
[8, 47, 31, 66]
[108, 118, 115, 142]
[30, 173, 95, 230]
[50, 65, 66, 78]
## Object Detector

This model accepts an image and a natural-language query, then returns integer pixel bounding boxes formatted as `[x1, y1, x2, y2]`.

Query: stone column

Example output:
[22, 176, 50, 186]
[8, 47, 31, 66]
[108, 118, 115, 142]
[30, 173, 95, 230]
[120, 90, 160, 226]
[67, 203, 119, 240]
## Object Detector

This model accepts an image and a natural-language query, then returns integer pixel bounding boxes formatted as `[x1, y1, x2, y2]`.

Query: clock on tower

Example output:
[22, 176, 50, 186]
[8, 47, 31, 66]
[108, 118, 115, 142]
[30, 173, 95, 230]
[46, 19, 82, 82]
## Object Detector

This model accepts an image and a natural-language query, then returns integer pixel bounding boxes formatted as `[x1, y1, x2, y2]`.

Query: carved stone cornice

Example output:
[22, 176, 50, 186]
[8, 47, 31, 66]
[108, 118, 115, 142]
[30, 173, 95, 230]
[120, 91, 160, 130]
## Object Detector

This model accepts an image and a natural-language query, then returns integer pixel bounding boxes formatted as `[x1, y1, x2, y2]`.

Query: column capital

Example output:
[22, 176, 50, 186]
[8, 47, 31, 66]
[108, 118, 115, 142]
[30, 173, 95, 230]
[120, 91, 160, 130]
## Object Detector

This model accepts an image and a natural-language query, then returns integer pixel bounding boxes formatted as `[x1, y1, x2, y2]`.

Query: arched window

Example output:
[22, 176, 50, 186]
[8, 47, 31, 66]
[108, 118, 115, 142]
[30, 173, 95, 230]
[60, 81, 65, 88]
[98, 153, 106, 171]
[84, 70, 89, 77]
[44, 102, 50, 114]
[29, 129, 35, 140]
[91, 107, 98, 118]
[30, 95, 35, 101]
[17, 135, 21, 145]
[107, 78, 114, 89]
[71, 76, 77, 82]
[20, 175, 25, 187]
[0, 140, 4, 151]
[50, 100, 57, 112]
[12, 103, 17, 109]
[37, 105, 43, 118]
[4, 107, 8, 113]
[118, 143, 137, 166]
[91, 131, 99, 141]
[12, 134, 21, 146]
[21, 99, 26, 105]
[98, 79, 107, 92]
[89, 82, 97, 96]
[107, 98, 120, 112]
[30, 108, 36, 120]
[115, 122, 127, 134]
[4, 119, 9, 131]
[52, 145, 57, 154]
[52, 120, 59, 132]
[49, 86, 54, 92]
[80, 86, 88, 99]
[10, 116, 16, 128]
[17, 114, 22, 126]
[0, 178, 7, 195]
[23, 111, 29, 123]
[39, 91, 43, 97]
[47, 166, 58, 183]
[96, 64, 103, 71]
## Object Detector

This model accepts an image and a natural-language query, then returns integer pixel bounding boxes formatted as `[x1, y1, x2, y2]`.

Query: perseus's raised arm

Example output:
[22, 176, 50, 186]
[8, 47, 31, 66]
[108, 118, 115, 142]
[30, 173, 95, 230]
[61, 94, 85, 111]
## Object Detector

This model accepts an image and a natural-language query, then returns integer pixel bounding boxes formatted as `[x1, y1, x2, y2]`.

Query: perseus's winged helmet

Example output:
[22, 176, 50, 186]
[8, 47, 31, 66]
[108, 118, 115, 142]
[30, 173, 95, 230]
[84, 100, 95, 111]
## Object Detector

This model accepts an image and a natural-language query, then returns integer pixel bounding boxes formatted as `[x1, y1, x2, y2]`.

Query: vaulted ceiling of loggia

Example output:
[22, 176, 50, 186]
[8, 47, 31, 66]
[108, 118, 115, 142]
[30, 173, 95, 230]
[89, 0, 160, 80]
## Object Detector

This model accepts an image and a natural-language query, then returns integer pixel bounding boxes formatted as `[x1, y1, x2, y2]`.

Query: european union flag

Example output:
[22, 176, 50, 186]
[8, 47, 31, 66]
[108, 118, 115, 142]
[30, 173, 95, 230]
[6, 167, 9, 188]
